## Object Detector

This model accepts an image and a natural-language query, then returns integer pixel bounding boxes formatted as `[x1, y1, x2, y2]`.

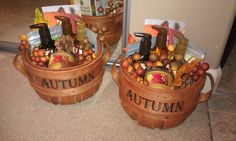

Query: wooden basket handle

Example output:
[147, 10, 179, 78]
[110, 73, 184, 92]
[13, 53, 29, 78]
[102, 42, 111, 65]
[198, 73, 214, 103]
[111, 58, 120, 87]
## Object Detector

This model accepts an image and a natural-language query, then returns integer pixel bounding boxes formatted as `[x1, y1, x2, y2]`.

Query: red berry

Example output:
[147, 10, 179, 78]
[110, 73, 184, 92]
[192, 74, 199, 81]
[121, 60, 129, 69]
[201, 62, 209, 71]
[107, 13, 113, 18]
[196, 62, 201, 67]
[37, 61, 45, 67]
[31, 56, 36, 62]
[145, 61, 153, 68]
[197, 69, 205, 76]
[97, 6, 104, 13]
[35, 56, 40, 62]
[136, 68, 145, 76]
[21, 40, 27, 46]
[133, 72, 138, 78]
[38, 50, 45, 57]
[189, 72, 194, 76]
[192, 66, 198, 73]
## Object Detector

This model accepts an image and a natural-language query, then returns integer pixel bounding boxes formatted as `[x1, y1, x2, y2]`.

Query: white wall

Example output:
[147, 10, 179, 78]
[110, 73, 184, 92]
[129, 0, 236, 68]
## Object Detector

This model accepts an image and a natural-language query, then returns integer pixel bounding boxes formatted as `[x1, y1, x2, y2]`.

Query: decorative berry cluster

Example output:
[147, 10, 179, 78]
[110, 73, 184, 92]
[121, 52, 210, 89]
[180, 62, 209, 88]
[90, 25, 106, 42]
[188, 62, 209, 81]
[97, 0, 124, 18]
[30, 48, 48, 67]
[18, 34, 30, 51]
[121, 53, 150, 86]
[74, 40, 97, 64]
[19, 35, 97, 69]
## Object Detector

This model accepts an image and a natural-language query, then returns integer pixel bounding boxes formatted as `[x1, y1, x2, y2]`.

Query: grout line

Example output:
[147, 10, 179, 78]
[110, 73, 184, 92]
[213, 91, 236, 96]
[208, 109, 236, 116]
[207, 102, 214, 141]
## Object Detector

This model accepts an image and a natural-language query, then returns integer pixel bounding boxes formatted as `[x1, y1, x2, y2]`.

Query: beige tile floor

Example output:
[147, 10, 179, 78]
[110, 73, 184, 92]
[0, 52, 211, 141]
[0, 43, 236, 141]
[209, 45, 236, 141]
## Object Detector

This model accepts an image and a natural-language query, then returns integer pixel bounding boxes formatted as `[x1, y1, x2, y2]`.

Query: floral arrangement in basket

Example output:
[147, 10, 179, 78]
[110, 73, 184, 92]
[18, 7, 103, 70]
[121, 21, 210, 90]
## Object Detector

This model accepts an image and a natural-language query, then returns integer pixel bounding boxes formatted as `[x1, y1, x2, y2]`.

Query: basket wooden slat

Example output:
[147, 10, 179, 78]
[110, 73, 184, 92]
[112, 58, 214, 129]
[13, 42, 111, 105]
[82, 11, 123, 45]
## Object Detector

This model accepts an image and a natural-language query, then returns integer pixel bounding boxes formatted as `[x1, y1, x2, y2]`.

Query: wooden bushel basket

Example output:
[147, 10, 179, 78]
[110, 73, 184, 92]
[13, 42, 111, 105]
[82, 10, 123, 45]
[111, 58, 214, 129]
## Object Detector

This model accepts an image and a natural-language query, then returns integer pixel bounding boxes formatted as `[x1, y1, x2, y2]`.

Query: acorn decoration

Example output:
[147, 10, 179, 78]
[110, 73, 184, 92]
[18, 34, 30, 51]
[89, 24, 106, 42]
